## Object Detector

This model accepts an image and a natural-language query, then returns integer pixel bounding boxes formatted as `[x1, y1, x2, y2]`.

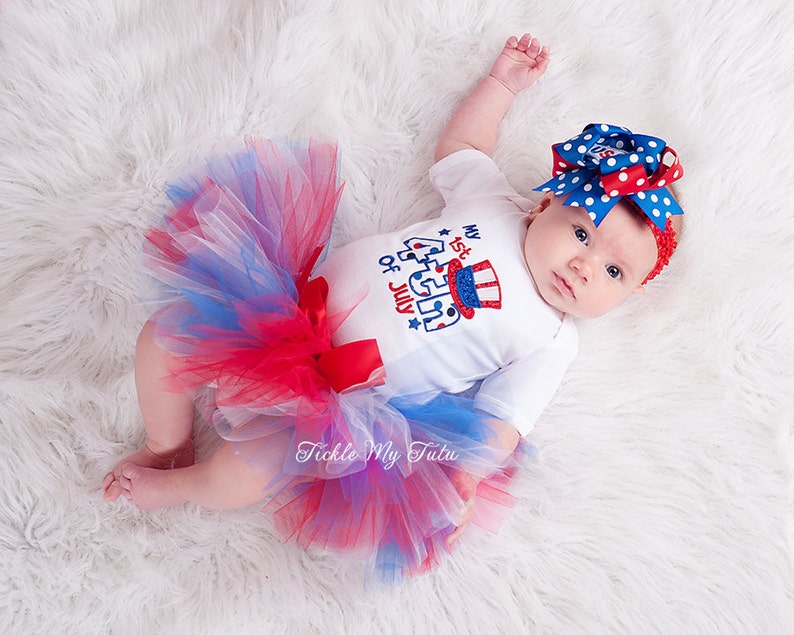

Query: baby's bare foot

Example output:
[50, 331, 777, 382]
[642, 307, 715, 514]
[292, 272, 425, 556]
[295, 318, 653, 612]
[119, 463, 189, 509]
[102, 440, 194, 502]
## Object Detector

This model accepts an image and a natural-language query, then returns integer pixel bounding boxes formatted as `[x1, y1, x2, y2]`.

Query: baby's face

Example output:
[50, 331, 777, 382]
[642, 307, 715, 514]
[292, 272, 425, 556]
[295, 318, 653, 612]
[523, 193, 657, 319]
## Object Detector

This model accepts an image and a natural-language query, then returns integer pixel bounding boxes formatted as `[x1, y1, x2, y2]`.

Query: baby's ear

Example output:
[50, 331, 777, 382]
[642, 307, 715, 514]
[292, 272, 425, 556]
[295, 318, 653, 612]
[528, 191, 554, 221]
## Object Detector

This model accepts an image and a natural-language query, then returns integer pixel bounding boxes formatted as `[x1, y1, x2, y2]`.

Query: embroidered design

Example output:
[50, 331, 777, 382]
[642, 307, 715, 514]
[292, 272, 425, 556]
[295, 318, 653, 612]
[448, 259, 501, 320]
[378, 223, 502, 332]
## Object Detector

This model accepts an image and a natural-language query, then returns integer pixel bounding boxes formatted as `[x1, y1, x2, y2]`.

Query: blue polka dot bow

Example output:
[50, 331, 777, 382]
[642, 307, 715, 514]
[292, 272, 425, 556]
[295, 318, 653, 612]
[534, 123, 684, 231]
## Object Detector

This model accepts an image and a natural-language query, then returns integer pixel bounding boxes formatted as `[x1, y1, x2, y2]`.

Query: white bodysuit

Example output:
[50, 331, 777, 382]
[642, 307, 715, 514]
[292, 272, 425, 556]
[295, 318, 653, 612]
[315, 149, 578, 435]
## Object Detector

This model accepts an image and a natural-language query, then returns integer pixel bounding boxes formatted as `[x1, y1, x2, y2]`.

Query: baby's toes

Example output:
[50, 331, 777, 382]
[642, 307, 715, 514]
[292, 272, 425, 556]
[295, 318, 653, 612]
[103, 477, 124, 502]
[102, 463, 135, 501]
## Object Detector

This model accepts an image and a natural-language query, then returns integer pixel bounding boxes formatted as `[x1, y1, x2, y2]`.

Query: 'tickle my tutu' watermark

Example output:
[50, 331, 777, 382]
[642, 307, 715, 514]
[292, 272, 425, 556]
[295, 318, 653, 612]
[295, 440, 459, 470]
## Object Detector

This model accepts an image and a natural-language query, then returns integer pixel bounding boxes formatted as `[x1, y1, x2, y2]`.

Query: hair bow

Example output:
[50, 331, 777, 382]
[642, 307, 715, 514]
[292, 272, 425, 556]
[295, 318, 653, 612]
[534, 123, 684, 231]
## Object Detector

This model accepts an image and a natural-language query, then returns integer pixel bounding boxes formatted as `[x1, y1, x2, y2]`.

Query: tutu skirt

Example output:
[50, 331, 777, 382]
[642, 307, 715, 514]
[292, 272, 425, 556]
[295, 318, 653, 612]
[143, 138, 523, 582]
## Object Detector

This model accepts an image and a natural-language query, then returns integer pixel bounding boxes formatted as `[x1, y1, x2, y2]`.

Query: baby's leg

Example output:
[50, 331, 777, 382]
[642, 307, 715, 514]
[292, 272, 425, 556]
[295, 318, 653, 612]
[119, 431, 296, 510]
[103, 320, 195, 502]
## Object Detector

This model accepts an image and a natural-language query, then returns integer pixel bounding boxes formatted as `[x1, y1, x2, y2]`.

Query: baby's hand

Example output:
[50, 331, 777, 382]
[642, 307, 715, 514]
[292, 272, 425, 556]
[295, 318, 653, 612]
[446, 468, 480, 546]
[489, 33, 550, 95]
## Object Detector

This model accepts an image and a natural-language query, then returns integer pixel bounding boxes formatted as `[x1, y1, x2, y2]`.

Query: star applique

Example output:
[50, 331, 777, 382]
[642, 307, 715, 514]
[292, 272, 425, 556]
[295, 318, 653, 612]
[408, 318, 421, 330]
[438, 228, 451, 236]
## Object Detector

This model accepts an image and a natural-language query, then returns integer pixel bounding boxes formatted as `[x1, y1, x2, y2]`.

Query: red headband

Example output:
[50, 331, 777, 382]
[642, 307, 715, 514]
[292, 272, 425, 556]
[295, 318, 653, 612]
[641, 216, 677, 284]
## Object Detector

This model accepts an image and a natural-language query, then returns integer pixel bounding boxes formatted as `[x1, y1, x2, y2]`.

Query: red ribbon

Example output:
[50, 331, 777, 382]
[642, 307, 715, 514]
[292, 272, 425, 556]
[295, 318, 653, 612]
[298, 275, 385, 393]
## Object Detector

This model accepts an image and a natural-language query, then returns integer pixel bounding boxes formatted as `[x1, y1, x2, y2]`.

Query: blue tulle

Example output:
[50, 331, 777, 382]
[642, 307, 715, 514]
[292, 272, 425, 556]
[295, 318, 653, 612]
[142, 138, 522, 583]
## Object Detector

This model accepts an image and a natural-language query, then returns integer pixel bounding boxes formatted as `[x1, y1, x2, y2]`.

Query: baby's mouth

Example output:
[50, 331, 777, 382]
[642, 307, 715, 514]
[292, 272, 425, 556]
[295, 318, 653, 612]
[554, 273, 575, 299]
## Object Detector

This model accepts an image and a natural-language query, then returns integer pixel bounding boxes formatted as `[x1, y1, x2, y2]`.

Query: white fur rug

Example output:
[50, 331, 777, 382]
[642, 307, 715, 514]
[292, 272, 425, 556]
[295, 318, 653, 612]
[2, 1, 793, 632]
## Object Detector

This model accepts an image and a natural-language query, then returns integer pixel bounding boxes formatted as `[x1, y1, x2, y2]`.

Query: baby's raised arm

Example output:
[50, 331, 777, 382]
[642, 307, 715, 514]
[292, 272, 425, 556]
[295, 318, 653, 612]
[434, 33, 550, 162]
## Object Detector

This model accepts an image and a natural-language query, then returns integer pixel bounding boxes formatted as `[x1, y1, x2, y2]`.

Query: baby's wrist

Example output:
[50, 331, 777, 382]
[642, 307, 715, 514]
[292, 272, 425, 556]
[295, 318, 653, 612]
[487, 73, 516, 96]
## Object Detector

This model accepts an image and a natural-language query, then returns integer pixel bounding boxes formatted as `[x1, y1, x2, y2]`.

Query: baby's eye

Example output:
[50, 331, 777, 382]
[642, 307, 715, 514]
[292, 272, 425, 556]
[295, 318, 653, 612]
[606, 265, 622, 280]
[574, 227, 588, 244]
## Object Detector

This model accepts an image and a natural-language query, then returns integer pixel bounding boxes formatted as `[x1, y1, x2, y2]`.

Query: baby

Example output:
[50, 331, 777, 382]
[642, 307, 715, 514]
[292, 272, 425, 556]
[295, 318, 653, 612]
[103, 33, 683, 580]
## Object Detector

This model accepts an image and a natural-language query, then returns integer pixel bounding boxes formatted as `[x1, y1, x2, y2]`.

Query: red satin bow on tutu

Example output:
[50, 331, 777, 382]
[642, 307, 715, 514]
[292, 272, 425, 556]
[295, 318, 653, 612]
[298, 276, 386, 393]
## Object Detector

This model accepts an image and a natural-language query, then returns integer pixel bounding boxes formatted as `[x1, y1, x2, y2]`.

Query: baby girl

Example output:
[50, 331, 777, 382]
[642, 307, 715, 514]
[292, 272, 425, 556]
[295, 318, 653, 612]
[103, 33, 684, 581]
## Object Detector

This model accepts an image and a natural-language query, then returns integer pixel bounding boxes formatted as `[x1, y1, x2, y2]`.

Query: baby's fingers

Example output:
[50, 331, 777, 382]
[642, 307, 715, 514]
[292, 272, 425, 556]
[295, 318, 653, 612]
[446, 497, 475, 546]
[515, 33, 533, 52]
[526, 37, 542, 58]
[535, 46, 551, 72]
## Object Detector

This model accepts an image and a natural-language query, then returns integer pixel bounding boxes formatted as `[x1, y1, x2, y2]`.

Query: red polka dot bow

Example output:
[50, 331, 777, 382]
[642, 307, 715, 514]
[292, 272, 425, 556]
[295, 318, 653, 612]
[534, 123, 684, 231]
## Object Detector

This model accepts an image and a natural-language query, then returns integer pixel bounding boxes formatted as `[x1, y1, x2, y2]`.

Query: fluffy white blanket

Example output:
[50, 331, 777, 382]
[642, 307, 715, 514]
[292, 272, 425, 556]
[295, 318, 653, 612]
[2, 0, 793, 632]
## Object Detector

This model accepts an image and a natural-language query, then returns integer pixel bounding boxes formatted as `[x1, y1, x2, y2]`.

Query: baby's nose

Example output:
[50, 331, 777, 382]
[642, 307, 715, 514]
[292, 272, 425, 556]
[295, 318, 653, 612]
[571, 257, 592, 283]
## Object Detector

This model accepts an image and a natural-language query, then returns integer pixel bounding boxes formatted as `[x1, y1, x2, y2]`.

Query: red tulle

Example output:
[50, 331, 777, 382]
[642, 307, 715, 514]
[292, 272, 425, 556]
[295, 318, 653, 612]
[142, 137, 525, 582]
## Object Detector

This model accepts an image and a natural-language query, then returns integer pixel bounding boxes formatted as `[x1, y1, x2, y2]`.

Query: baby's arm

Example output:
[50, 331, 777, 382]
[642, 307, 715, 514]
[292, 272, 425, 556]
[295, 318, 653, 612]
[434, 33, 549, 162]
